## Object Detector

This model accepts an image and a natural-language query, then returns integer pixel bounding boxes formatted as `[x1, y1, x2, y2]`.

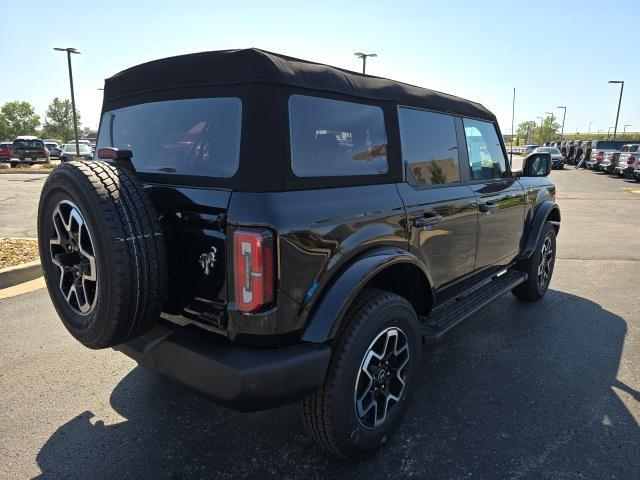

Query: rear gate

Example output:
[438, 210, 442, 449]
[145, 185, 231, 331]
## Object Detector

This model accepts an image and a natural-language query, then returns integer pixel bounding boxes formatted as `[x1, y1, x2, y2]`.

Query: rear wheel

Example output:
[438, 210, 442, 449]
[10, 161, 17, 168]
[512, 222, 556, 302]
[301, 288, 421, 459]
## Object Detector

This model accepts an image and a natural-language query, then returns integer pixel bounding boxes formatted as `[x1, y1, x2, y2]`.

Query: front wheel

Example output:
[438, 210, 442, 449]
[301, 289, 421, 459]
[512, 222, 556, 302]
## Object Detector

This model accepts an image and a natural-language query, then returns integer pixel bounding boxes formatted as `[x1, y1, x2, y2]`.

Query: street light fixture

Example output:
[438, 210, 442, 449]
[623, 124, 631, 139]
[536, 116, 544, 144]
[354, 52, 377, 74]
[597, 129, 603, 139]
[588, 119, 596, 135]
[608, 80, 624, 140]
[54, 47, 81, 155]
[557, 106, 566, 141]
[608, 126, 614, 139]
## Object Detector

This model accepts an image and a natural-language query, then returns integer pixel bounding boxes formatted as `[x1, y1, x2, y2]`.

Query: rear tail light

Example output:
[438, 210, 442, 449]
[595, 152, 603, 160]
[234, 229, 274, 312]
[628, 156, 636, 164]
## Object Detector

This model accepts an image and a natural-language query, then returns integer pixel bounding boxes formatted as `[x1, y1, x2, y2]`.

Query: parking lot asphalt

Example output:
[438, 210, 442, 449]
[0, 167, 639, 479]
[0, 173, 47, 238]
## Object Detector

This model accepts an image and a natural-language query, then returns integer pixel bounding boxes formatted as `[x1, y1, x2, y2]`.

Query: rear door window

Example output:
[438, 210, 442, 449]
[462, 118, 508, 181]
[288, 95, 388, 177]
[398, 107, 460, 185]
[96, 98, 242, 177]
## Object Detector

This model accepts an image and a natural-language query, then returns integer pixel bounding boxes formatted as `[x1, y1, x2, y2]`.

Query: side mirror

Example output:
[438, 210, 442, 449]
[522, 153, 551, 177]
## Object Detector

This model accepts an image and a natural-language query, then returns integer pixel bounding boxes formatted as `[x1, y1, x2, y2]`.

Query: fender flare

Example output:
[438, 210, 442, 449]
[301, 247, 433, 343]
[520, 201, 561, 259]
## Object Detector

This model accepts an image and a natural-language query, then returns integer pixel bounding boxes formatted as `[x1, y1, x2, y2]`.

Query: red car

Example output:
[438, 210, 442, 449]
[0, 142, 12, 162]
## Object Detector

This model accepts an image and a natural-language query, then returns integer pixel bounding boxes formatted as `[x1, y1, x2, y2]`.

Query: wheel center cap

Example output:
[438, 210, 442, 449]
[377, 370, 387, 383]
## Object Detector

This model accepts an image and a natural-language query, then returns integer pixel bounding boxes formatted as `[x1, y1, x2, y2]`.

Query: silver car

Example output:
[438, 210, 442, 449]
[533, 147, 565, 169]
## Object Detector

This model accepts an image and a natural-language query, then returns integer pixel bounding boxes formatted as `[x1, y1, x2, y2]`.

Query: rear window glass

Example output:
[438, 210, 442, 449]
[63, 144, 92, 154]
[398, 107, 460, 185]
[96, 98, 242, 177]
[288, 95, 388, 177]
[13, 139, 44, 149]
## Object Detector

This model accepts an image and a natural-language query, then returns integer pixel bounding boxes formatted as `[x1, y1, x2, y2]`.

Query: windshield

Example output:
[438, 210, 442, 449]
[13, 139, 44, 149]
[63, 144, 92, 154]
[96, 97, 242, 177]
[534, 147, 560, 154]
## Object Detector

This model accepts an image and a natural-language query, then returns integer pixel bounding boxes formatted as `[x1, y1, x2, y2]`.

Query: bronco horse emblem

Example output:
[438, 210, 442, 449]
[198, 246, 217, 276]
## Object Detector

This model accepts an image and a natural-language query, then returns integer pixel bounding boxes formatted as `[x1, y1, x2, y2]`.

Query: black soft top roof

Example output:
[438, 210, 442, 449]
[103, 48, 496, 122]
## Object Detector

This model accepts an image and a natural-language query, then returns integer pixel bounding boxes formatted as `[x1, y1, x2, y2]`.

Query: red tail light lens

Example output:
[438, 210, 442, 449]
[234, 230, 274, 312]
[595, 152, 603, 160]
[628, 156, 636, 164]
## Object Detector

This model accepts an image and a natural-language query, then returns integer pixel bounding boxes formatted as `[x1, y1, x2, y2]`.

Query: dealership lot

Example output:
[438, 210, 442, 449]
[0, 168, 639, 479]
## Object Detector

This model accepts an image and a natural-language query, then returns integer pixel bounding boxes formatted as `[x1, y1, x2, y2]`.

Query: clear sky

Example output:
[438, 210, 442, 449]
[2, 0, 638, 137]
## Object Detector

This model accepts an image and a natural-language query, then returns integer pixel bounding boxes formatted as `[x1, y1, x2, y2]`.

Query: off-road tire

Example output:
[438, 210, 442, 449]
[512, 221, 556, 302]
[37, 160, 168, 349]
[301, 288, 421, 459]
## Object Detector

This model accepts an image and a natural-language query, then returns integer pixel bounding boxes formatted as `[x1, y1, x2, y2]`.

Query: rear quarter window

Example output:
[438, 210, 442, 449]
[96, 98, 242, 178]
[288, 95, 388, 177]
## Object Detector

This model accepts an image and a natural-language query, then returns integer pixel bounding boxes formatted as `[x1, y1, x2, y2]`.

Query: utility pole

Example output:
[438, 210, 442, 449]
[608, 80, 624, 140]
[510, 87, 515, 166]
[557, 106, 566, 141]
[54, 47, 81, 155]
[536, 117, 544, 144]
[354, 52, 377, 74]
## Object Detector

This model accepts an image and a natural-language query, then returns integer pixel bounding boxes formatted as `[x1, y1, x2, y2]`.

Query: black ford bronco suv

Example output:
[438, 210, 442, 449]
[37, 49, 560, 459]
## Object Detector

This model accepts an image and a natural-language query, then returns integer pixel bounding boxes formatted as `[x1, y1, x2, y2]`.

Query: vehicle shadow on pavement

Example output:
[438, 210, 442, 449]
[35, 290, 639, 479]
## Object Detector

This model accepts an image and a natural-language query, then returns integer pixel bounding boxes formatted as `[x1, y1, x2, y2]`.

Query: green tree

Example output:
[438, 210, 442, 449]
[0, 101, 40, 140]
[538, 115, 561, 143]
[42, 98, 80, 142]
[516, 121, 537, 144]
[429, 161, 448, 184]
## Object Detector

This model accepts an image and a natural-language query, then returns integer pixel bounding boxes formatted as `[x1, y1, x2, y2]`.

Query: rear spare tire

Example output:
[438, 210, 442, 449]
[37, 161, 168, 349]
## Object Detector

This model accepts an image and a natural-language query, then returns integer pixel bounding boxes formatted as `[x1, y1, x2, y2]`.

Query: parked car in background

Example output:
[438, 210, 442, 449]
[10, 136, 49, 167]
[523, 144, 540, 154]
[586, 141, 626, 170]
[614, 144, 640, 177]
[44, 142, 62, 158]
[534, 146, 565, 169]
[60, 143, 93, 162]
[0, 142, 13, 162]
[590, 141, 640, 172]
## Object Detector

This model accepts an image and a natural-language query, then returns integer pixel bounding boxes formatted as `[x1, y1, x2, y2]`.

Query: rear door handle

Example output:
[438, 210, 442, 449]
[412, 214, 442, 228]
[479, 201, 498, 213]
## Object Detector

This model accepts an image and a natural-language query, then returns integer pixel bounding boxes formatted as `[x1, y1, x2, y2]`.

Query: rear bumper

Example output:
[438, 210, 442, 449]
[615, 166, 634, 175]
[115, 321, 331, 412]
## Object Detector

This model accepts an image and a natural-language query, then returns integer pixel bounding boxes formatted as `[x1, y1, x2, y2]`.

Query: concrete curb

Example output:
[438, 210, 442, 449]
[0, 260, 42, 289]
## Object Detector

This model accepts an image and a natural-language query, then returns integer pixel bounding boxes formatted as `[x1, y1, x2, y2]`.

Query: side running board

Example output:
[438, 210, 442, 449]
[422, 271, 527, 344]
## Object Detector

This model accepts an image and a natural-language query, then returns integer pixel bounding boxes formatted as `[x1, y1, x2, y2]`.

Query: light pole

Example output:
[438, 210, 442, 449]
[536, 116, 544, 144]
[623, 124, 631, 139]
[54, 47, 81, 155]
[557, 106, 566, 142]
[544, 112, 554, 143]
[608, 127, 614, 139]
[588, 119, 596, 135]
[354, 52, 377, 74]
[597, 129, 603, 139]
[608, 80, 624, 140]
